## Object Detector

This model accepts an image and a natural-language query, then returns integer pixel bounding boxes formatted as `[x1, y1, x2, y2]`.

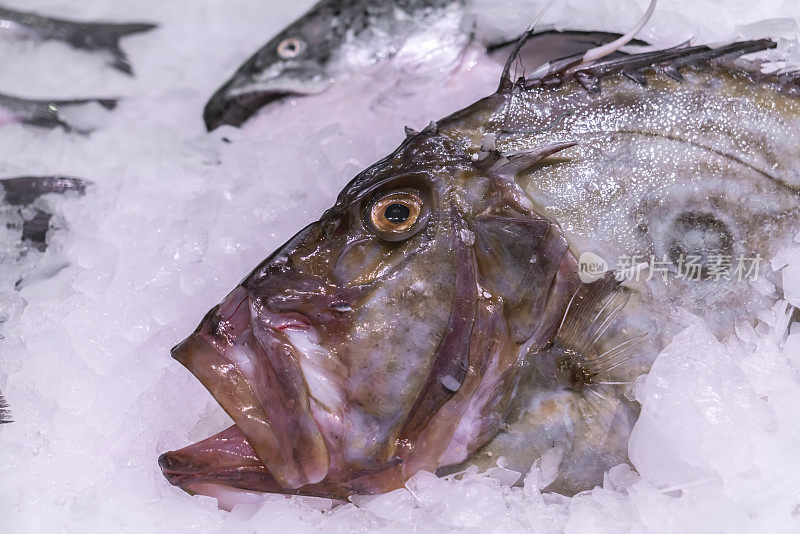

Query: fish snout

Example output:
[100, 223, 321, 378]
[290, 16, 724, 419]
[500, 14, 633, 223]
[203, 63, 333, 131]
[157, 450, 190, 485]
[202, 85, 289, 131]
[167, 286, 331, 490]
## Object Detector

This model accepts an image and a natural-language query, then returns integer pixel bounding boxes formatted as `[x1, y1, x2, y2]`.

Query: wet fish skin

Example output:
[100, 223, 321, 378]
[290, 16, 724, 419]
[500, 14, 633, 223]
[432, 39, 800, 491]
[0, 5, 157, 74]
[161, 127, 580, 497]
[0, 92, 117, 133]
[161, 39, 800, 501]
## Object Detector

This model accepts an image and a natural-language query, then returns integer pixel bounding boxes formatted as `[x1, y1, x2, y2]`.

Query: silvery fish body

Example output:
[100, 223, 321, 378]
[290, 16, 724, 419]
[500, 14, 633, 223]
[203, 0, 471, 130]
[202, 0, 643, 130]
[160, 38, 800, 503]
[0, 5, 156, 74]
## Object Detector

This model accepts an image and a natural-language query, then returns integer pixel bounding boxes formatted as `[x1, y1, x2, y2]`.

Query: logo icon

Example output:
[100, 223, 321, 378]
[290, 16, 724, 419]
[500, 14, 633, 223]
[578, 252, 609, 283]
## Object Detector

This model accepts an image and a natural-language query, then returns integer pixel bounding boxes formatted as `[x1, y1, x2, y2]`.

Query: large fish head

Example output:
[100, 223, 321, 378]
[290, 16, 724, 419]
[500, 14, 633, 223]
[158, 127, 583, 504]
[203, 15, 336, 131]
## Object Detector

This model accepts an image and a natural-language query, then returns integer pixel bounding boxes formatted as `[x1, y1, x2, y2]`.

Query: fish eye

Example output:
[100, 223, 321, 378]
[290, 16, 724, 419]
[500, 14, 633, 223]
[368, 190, 427, 241]
[277, 37, 306, 59]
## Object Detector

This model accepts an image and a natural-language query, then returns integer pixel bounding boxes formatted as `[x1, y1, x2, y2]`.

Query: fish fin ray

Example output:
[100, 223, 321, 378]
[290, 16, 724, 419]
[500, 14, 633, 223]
[524, 39, 777, 92]
[488, 141, 578, 175]
[551, 272, 645, 386]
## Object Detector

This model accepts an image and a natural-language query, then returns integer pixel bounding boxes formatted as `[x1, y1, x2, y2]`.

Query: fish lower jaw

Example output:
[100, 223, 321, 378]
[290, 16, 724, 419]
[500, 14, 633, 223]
[157, 424, 344, 503]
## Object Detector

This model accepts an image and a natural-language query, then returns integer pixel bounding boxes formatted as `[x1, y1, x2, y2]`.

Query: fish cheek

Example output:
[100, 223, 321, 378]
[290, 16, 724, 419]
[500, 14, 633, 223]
[339, 235, 456, 450]
[472, 214, 571, 345]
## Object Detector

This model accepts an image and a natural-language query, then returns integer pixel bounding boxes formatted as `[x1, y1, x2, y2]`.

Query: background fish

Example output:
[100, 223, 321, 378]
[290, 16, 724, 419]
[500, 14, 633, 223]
[0, 391, 10, 423]
[0, 93, 117, 132]
[202, 0, 643, 131]
[0, 5, 157, 75]
[161, 29, 800, 503]
[0, 176, 88, 428]
[1, 176, 88, 252]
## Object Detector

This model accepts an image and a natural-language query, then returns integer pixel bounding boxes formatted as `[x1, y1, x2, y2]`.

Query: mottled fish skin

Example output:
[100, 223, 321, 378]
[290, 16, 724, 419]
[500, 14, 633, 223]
[0, 5, 156, 75]
[0, 93, 117, 133]
[161, 38, 800, 503]
[204, 0, 470, 130]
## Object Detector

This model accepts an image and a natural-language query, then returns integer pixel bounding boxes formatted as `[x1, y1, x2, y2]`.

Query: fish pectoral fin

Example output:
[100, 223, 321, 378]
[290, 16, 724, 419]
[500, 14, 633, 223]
[550, 272, 645, 387]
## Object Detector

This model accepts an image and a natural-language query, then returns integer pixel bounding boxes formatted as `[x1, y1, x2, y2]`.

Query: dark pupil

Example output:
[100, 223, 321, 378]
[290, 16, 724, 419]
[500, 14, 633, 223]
[384, 203, 410, 224]
[286, 42, 296, 51]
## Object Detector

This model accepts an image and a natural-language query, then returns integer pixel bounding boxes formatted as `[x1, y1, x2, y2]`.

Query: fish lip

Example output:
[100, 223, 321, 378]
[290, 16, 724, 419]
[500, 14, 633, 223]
[158, 449, 257, 486]
[203, 89, 292, 131]
[157, 424, 343, 500]
[157, 434, 274, 493]
[167, 289, 330, 490]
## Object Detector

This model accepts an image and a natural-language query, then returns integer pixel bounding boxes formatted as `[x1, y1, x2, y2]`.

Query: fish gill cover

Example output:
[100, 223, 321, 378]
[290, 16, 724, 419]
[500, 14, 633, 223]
[1, 0, 800, 532]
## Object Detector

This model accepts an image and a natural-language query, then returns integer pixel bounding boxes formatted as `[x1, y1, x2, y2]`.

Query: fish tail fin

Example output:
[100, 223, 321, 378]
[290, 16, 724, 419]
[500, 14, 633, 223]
[104, 22, 159, 37]
[83, 22, 158, 75]
[94, 98, 118, 111]
[1, 93, 119, 130]
[0, 392, 11, 424]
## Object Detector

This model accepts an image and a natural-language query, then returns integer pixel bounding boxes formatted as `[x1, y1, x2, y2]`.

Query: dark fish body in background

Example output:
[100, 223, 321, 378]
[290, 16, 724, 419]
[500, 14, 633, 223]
[0, 93, 117, 133]
[163, 36, 800, 505]
[0, 5, 157, 74]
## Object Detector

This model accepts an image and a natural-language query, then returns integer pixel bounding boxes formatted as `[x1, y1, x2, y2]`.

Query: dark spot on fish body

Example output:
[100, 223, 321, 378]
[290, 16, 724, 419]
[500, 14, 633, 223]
[666, 211, 734, 272]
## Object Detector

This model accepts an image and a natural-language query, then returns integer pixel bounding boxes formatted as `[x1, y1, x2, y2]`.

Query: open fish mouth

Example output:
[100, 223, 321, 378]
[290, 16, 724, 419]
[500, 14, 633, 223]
[203, 90, 293, 131]
[158, 425, 345, 502]
[203, 65, 334, 131]
[159, 286, 332, 494]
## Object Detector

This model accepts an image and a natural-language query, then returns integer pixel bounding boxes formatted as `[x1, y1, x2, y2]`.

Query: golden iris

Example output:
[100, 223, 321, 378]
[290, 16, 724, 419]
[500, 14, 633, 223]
[370, 191, 423, 235]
